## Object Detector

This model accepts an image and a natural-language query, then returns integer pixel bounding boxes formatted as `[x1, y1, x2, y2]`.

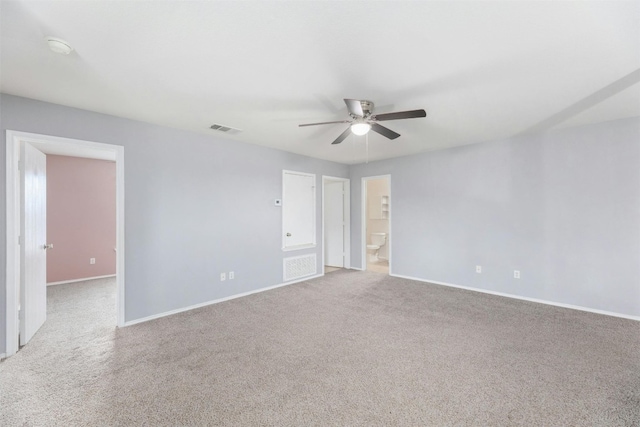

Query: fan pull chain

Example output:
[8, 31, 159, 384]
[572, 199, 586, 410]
[352, 133, 357, 163]
[366, 132, 369, 164]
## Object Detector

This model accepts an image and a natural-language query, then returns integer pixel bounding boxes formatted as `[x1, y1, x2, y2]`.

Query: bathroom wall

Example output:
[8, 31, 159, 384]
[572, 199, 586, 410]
[47, 155, 116, 284]
[366, 178, 390, 260]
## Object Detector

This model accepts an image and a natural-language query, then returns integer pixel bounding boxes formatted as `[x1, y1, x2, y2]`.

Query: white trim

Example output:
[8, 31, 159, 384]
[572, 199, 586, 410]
[0, 353, 6, 360]
[47, 274, 117, 286]
[115, 145, 125, 327]
[391, 273, 640, 322]
[123, 273, 324, 327]
[5, 133, 20, 357]
[5, 130, 126, 358]
[361, 175, 391, 273]
[322, 175, 351, 270]
[281, 243, 316, 252]
[282, 170, 317, 251]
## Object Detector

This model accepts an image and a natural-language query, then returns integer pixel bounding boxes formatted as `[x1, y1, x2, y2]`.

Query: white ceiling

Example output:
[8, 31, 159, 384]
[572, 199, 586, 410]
[2, 1, 639, 165]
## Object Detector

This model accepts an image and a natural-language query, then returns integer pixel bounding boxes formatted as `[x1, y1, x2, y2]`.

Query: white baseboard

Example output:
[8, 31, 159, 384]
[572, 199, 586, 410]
[47, 274, 116, 286]
[350, 266, 365, 271]
[391, 273, 640, 322]
[0, 353, 6, 360]
[123, 273, 324, 327]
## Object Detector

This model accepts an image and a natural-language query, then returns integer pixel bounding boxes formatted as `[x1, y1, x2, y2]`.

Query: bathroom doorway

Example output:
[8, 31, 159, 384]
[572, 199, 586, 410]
[362, 175, 390, 274]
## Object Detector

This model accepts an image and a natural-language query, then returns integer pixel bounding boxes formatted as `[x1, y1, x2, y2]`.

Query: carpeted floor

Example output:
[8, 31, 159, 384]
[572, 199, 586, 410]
[1, 271, 639, 426]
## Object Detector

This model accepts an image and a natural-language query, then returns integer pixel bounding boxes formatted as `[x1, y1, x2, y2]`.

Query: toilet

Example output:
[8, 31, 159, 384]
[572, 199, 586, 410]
[366, 233, 387, 263]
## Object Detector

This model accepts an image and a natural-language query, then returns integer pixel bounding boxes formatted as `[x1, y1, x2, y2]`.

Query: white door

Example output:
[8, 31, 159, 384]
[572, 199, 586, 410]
[20, 142, 47, 345]
[283, 171, 316, 249]
[324, 181, 344, 267]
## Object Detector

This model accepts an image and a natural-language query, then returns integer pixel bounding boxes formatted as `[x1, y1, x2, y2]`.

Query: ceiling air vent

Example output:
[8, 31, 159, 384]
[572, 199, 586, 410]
[210, 123, 242, 135]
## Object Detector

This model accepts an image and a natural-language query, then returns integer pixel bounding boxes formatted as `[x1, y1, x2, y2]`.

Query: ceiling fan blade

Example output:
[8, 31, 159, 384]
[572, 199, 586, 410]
[331, 127, 352, 145]
[299, 120, 351, 127]
[371, 123, 400, 140]
[344, 99, 364, 117]
[373, 109, 426, 121]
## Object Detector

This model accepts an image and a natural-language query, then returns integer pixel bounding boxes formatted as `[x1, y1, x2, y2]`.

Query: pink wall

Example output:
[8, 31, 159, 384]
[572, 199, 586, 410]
[46, 155, 116, 283]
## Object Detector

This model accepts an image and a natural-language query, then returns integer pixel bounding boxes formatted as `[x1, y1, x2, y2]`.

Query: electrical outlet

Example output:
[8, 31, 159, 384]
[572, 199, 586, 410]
[229, 271, 235, 280]
[514, 270, 520, 279]
[90, 258, 96, 265]
[220, 273, 226, 281]
[476, 265, 482, 273]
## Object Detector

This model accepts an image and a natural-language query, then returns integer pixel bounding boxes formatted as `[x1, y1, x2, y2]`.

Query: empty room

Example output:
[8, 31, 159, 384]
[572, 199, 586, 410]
[1, 1, 639, 425]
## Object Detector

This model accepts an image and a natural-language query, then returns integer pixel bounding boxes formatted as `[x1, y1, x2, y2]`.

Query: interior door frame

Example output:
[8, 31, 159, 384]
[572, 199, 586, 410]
[5, 130, 126, 358]
[322, 176, 350, 271]
[361, 175, 391, 273]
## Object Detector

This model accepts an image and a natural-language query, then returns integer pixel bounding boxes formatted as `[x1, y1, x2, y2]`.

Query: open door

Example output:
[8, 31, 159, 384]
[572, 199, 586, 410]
[20, 142, 48, 345]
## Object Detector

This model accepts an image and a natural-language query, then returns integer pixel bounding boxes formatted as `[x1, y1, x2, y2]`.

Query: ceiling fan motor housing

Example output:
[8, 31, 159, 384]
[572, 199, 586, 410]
[359, 100, 374, 117]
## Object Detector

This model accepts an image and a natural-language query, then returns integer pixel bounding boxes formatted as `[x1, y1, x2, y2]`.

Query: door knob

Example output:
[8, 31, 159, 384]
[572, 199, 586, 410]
[286, 233, 292, 237]
[43, 243, 53, 250]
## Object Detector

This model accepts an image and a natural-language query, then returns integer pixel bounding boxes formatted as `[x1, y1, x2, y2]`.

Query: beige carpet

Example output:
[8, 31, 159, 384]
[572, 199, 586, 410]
[1, 271, 639, 426]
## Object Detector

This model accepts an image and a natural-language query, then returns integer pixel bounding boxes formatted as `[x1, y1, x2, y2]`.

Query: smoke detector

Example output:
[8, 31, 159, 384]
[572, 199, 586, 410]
[46, 37, 73, 55]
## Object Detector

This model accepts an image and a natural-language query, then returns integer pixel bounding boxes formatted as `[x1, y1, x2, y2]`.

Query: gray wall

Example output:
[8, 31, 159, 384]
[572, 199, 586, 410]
[2, 93, 638, 356]
[0, 94, 348, 354]
[350, 117, 640, 317]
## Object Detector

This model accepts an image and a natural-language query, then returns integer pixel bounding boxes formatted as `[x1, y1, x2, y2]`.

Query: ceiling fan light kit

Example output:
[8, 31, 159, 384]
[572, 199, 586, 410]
[299, 99, 427, 145]
[351, 122, 371, 135]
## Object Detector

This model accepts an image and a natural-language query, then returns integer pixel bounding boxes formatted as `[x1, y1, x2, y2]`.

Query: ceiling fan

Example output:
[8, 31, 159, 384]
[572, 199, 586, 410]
[299, 99, 427, 145]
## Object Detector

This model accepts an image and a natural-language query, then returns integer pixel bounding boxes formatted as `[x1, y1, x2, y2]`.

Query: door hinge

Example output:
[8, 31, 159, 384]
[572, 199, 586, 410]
[18, 161, 22, 171]
[18, 235, 21, 246]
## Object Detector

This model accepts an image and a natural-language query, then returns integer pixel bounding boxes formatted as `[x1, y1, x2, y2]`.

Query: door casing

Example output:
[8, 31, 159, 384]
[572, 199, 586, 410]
[5, 130, 125, 358]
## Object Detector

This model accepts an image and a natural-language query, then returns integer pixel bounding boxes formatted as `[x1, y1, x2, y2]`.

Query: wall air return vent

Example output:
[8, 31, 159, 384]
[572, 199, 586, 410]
[283, 253, 316, 282]
[210, 123, 242, 135]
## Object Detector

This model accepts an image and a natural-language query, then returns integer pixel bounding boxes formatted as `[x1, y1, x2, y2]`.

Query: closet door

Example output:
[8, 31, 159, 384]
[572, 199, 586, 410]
[283, 171, 316, 250]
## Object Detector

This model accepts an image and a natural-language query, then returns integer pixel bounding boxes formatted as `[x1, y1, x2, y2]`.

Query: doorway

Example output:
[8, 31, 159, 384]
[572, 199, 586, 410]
[362, 175, 391, 274]
[322, 176, 350, 274]
[5, 130, 125, 358]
